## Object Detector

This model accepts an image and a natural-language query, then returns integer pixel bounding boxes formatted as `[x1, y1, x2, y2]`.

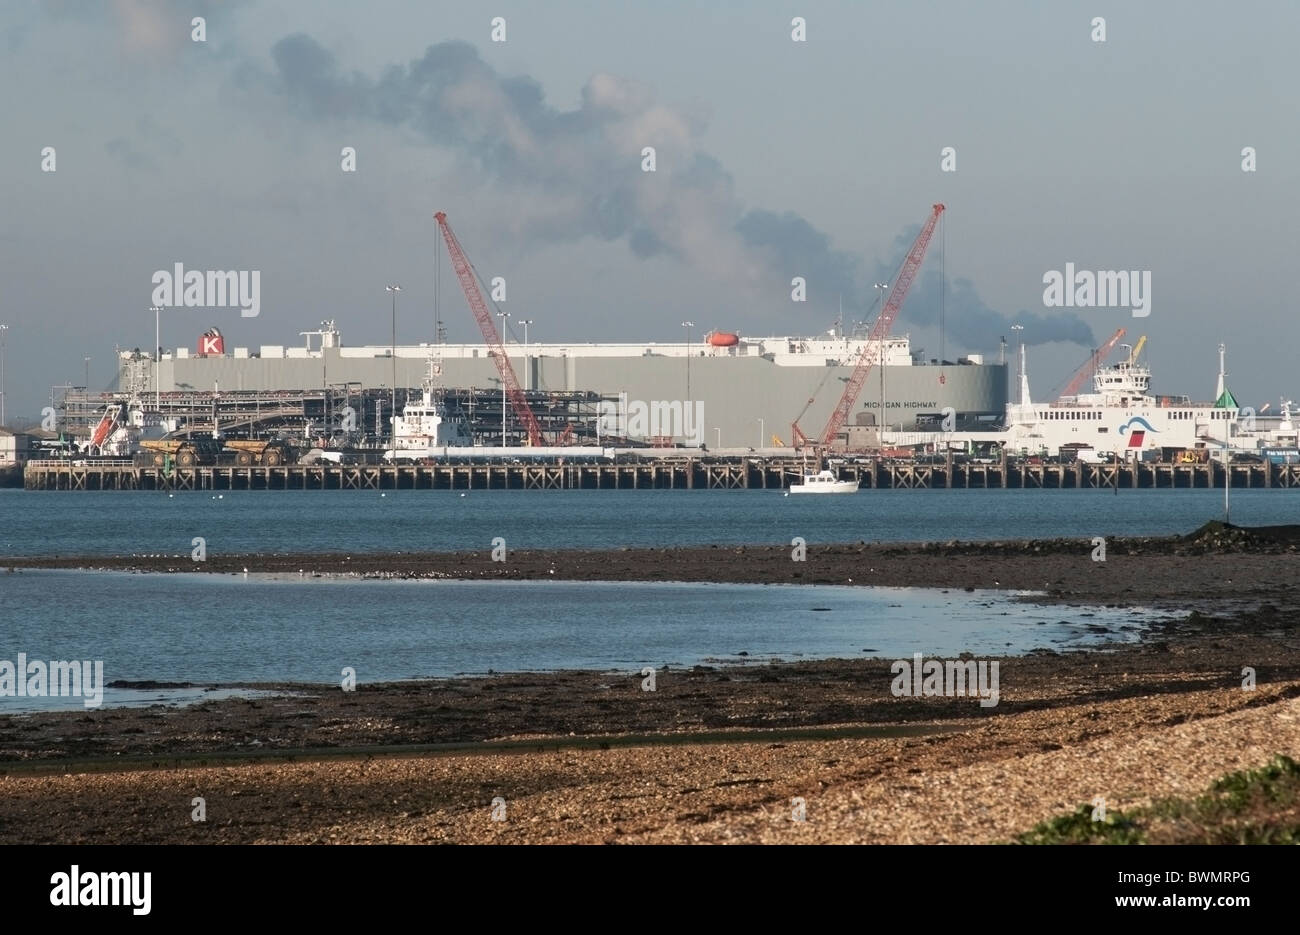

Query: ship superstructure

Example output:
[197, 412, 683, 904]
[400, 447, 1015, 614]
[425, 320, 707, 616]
[380, 352, 472, 458]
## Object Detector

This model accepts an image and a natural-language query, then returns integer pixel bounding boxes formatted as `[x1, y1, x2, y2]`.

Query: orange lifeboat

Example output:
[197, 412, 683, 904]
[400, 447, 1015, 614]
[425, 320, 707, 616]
[707, 331, 739, 347]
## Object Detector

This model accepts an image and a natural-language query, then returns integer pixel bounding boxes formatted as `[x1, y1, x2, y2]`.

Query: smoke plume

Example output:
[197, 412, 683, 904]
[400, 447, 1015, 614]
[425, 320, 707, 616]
[266, 35, 1091, 346]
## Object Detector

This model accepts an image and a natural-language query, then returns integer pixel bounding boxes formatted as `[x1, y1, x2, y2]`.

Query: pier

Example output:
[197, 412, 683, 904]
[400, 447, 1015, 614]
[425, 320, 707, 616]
[22, 457, 1300, 491]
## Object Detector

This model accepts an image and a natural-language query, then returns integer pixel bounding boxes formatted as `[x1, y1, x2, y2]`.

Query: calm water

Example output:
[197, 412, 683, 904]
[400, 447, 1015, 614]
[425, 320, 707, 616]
[0, 488, 1252, 709]
[0, 487, 1291, 557]
[0, 571, 1157, 711]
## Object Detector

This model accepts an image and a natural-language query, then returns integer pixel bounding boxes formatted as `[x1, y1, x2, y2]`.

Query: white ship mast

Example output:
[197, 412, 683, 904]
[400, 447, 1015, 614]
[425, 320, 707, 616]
[1018, 340, 1031, 409]
[426, 343, 443, 395]
[1215, 343, 1226, 402]
[1007, 326, 1034, 424]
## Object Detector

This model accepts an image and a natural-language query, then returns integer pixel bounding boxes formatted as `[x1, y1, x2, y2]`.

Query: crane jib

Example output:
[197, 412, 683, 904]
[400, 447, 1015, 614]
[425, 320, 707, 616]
[806, 203, 945, 450]
[435, 212, 546, 447]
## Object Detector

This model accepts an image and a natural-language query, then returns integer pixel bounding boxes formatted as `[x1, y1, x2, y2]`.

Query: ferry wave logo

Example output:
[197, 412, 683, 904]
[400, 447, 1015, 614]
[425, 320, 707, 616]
[1117, 416, 1157, 448]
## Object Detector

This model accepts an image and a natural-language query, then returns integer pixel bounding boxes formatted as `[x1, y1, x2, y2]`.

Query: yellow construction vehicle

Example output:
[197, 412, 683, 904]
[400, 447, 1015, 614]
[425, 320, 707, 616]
[138, 439, 221, 468]
[223, 440, 294, 466]
[139, 438, 294, 467]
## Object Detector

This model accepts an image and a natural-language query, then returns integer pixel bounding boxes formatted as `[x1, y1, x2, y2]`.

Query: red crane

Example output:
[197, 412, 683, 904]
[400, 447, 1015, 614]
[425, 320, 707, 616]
[434, 211, 546, 447]
[1056, 327, 1125, 400]
[792, 203, 945, 449]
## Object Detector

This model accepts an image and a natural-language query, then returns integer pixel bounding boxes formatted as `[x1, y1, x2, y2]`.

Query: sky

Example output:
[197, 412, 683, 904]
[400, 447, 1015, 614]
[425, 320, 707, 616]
[1, 0, 1297, 421]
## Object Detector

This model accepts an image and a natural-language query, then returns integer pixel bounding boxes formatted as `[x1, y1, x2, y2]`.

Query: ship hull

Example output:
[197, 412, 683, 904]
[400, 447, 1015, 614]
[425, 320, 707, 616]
[149, 349, 1007, 449]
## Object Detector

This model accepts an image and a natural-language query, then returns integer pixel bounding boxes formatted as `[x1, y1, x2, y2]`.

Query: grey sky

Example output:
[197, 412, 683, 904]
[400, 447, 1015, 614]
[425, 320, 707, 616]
[1, 0, 1296, 419]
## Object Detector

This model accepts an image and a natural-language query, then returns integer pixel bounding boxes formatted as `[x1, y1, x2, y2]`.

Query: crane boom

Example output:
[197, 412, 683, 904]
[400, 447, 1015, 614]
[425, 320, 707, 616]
[793, 203, 945, 449]
[1057, 327, 1126, 400]
[434, 211, 545, 447]
[1128, 334, 1146, 365]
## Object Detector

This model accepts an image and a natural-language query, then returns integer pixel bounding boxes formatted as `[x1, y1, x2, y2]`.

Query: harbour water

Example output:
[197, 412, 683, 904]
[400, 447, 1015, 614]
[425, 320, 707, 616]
[0, 487, 1292, 557]
[0, 487, 1255, 710]
[0, 570, 1157, 711]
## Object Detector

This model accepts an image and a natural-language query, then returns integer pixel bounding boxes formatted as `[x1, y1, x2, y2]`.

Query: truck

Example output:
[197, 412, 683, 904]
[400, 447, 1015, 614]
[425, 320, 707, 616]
[1059, 443, 1102, 464]
[138, 438, 296, 467]
[222, 440, 295, 466]
[1161, 447, 1209, 464]
[138, 439, 223, 468]
[1261, 447, 1300, 465]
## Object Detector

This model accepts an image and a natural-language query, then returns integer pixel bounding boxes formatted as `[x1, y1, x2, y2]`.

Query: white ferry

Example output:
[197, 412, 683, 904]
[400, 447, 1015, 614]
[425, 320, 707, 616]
[886, 339, 1239, 459]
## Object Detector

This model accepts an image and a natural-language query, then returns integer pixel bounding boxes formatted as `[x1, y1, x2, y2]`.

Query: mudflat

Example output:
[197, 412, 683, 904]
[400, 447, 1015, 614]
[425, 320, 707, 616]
[2, 524, 1297, 843]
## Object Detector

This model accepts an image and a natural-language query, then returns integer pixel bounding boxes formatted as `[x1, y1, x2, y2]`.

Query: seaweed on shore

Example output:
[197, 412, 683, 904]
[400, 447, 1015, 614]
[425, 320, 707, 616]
[1012, 754, 1300, 845]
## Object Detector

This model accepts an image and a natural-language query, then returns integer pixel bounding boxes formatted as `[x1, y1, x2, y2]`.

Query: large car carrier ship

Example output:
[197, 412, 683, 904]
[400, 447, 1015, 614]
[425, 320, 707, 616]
[115, 319, 1007, 449]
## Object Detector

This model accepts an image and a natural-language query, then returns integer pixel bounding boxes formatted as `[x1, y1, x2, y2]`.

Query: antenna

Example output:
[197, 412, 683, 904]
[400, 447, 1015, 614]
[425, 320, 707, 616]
[432, 229, 448, 353]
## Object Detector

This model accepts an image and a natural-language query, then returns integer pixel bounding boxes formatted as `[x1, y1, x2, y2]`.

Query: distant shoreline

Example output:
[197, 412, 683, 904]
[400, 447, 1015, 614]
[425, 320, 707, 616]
[4, 524, 1299, 607]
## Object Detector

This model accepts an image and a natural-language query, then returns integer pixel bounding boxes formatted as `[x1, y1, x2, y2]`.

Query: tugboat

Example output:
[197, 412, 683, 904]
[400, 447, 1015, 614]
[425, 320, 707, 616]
[381, 354, 472, 460]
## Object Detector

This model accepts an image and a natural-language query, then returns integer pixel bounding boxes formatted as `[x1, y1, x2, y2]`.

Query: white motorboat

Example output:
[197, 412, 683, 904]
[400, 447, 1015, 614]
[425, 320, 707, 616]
[789, 469, 858, 494]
